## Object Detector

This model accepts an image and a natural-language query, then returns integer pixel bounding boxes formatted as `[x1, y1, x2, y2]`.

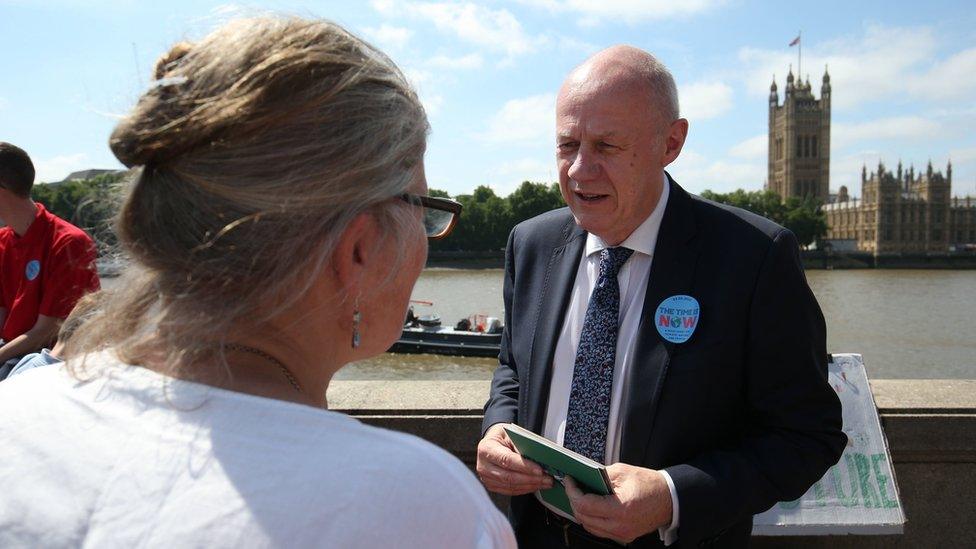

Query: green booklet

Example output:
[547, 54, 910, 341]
[503, 423, 614, 521]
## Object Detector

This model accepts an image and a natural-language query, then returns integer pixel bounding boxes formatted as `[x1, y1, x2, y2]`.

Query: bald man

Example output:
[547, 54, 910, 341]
[477, 46, 845, 548]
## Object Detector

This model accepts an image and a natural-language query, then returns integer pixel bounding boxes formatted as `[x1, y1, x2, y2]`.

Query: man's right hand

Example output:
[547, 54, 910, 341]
[476, 424, 554, 495]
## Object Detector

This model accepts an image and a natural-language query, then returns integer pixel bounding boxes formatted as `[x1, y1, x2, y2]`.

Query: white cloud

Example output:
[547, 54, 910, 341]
[517, 0, 725, 23]
[370, 0, 396, 14]
[375, 1, 540, 62]
[421, 93, 444, 116]
[403, 67, 444, 115]
[33, 153, 90, 183]
[209, 3, 247, 17]
[830, 151, 884, 196]
[489, 156, 557, 195]
[669, 149, 765, 193]
[739, 25, 976, 110]
[426, 53, 483, 70]
[947, 146, 976, 197]
[832, 116, 941, 150]
[556, 36, 600, 55]
[949, 145, 976, 164]
[729, 134, 767, 160]
[480, 93, 556, 144]
[403, 67, 431, 87]
[906, 48, 976, 101]
[680, 81, 733, 121]
[362, 24, 414, 51]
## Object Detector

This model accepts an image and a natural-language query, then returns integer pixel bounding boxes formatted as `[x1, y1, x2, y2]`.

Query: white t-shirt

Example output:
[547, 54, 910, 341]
[0, 353, 515, 548]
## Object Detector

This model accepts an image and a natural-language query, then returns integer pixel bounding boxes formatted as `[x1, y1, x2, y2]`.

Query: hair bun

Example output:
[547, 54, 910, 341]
[154, 42, 193, 80]
[110, 42, 197, 168]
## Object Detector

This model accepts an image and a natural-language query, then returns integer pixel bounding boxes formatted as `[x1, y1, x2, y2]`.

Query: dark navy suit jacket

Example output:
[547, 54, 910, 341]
[482, 176, 846, 547]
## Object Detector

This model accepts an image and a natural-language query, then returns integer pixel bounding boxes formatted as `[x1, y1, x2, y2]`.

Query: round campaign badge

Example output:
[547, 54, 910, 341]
[25, 260, 41, 281]
[655, 294, 700, 344]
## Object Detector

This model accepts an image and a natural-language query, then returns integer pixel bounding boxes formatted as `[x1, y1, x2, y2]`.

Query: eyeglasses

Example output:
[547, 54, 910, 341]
[399, 193, 462, 239]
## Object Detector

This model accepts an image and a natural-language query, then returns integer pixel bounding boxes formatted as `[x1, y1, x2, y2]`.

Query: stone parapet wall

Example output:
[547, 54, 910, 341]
[328, 379, 976, 547]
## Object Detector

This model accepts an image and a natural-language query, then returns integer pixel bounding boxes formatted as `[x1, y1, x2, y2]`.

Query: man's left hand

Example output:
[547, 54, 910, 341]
[564, 463, 673, 544]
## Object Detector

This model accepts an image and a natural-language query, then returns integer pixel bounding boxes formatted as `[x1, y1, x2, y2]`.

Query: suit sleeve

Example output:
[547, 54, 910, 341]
[482, 226, 521, 435]
[665, 229, 846, 543]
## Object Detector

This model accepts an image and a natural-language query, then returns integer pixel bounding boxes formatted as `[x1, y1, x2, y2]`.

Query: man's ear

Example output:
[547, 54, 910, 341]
[331, 212, 381, 290]
[661, 118, 689, 168]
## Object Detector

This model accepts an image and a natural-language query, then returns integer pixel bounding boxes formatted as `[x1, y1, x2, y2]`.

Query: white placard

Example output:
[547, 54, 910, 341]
[753, 353, 906, 535]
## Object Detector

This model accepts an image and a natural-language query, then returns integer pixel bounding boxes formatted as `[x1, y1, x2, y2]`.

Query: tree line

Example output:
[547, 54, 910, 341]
[430, 183, 828, 251]
[30, 176, 827, 254]
[31, 172, 125, 253]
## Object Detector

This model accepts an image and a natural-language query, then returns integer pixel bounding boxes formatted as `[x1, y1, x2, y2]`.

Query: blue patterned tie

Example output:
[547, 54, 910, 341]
[564, 246, 634, 463]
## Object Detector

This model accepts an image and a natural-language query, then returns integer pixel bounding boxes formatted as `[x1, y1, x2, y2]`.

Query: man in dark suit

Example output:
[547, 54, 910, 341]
[476, 45, 845, 547]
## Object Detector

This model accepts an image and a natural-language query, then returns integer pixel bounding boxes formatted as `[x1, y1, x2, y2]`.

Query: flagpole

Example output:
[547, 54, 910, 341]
[798, 30, 802, 82]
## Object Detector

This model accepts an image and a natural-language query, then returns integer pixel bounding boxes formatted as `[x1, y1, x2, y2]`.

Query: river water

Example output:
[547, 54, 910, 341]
[338, 269, 976, 380]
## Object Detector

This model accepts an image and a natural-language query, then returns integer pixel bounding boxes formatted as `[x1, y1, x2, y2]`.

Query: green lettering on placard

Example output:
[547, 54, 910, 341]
[813, 479, 827, 507]
[831, 456, 859, 508]
[871, 453, 899, 508]
[779, 498, 801, 510]
[854, 453, 880, 508]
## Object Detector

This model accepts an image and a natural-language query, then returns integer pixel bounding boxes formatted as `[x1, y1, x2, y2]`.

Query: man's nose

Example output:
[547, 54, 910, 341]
[567, 148, 599, 182]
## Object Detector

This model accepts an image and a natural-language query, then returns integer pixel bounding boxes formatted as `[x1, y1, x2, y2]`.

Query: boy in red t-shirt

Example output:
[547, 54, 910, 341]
[0, 143, 100, 379]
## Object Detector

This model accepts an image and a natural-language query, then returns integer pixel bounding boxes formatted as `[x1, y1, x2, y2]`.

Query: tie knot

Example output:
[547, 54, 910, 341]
[599, 246, 633, 278]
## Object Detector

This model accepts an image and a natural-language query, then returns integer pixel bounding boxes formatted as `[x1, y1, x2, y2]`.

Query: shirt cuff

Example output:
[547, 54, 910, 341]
[657, 469, 679, 546]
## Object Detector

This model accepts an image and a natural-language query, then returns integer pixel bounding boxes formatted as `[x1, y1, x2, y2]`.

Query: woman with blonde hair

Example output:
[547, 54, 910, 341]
[0, 16, 514, 548]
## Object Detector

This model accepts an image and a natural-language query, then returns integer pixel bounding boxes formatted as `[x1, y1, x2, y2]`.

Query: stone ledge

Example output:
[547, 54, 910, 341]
[870, 379, 976, 413]
[328, 379, 976, 416]
[327, 378, 976, 547]
[328, 380, 487, 414]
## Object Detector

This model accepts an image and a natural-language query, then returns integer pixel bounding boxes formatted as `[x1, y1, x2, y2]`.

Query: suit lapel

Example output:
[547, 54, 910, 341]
[524, 219, 586, 434]
[619, 175, 703, 464]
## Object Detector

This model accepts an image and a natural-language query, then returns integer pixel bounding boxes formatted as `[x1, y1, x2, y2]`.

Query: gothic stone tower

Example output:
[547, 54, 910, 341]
[768, 68, 831, 202]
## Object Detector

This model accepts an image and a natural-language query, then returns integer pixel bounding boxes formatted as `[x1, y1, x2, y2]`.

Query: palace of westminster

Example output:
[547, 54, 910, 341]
[766, 69, 975, 254]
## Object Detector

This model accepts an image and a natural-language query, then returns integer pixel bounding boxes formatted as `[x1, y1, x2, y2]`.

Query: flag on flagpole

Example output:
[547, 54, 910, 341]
[789, 35, 800, 47]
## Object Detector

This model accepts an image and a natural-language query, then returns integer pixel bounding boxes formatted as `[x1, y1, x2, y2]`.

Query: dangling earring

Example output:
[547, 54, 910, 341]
[352, 295, 362, 348]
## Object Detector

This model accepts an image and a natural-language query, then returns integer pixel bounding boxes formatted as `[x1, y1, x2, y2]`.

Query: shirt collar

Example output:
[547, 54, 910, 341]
[9, 202, 47, 244]
[584, 172, 670, 259]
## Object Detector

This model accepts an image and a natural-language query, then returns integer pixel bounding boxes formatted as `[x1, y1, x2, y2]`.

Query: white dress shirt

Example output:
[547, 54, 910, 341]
[541, 177, 680, 545]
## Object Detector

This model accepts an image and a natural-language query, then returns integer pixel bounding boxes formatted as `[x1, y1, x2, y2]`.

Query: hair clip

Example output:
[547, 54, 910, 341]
[151, 75, 189, 89]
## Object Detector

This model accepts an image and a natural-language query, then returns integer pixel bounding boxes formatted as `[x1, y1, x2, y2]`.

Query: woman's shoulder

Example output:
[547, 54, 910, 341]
[291, 421, 513, 547]
[0, 362, 72, 405]
[310, 418, 476, 486]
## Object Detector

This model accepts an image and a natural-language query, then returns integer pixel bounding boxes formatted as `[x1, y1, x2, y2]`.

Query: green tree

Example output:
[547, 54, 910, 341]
[508, 181, 566, 225]
[435, 186, 512, 251]
[700, 189, 786, 223]
[782, 196, 828, 247]
[426, 182, 566, 252]
[30, 172, 126, 254]
[700, 189, 827, 248]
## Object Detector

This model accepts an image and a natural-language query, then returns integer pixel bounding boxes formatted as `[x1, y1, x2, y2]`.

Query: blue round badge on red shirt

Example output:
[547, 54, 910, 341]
[25, 260, 40, 281]
[655, 295, 700, 344]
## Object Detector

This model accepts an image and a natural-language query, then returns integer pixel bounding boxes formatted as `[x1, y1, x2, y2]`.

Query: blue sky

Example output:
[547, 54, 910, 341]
[2, 0, 975, 199]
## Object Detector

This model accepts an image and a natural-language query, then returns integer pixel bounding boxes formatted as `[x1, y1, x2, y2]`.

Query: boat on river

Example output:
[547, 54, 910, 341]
[387, 309, 503, 358]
